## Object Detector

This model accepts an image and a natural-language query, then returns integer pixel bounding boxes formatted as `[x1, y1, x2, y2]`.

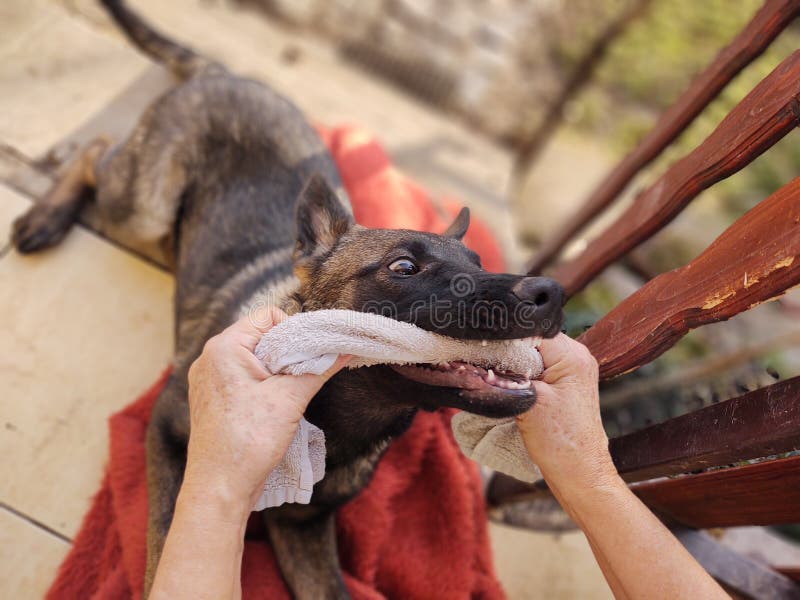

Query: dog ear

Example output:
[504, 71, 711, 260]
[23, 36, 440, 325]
[295, 174, 354, 258]
[442, 207, 470, 240]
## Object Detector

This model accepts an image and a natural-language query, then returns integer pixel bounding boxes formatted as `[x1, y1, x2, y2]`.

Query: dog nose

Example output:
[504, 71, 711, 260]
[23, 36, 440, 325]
[511, 277, 564, 312]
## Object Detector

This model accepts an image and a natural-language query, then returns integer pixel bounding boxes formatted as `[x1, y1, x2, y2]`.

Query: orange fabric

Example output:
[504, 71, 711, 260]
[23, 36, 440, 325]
[320, 125, 505, 273]
[46, 125, 507, 600]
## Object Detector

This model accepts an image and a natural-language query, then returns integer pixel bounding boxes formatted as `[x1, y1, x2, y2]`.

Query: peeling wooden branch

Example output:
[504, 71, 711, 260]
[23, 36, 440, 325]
[526, 0, 800, 276]
[550, 50, 800, 296]
[610, 376, 800, 482]
[633, 454, 800, 528]
[579, 174, 800, 380]
[489, 376, 800, 506]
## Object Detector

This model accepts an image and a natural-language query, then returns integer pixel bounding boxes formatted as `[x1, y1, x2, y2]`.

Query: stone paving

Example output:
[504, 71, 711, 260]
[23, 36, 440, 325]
[0, 1, 612, 597]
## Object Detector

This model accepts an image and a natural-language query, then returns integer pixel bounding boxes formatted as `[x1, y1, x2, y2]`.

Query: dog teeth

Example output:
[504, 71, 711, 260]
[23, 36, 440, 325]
[486, 377, 533, 390]
[486, 369, 496, 383]
[507, 380, 532, 390]
[480, 340, 488, 347]
[457, 365, 467, 372]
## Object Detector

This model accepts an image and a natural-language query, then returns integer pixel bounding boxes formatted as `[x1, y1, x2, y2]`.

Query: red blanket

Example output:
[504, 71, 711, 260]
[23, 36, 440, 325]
[46, 125, 506, 600]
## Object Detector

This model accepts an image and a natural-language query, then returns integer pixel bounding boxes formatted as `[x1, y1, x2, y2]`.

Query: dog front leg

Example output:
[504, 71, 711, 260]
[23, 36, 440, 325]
[265, 510, 350, 600]
[143, 376, 190, 598]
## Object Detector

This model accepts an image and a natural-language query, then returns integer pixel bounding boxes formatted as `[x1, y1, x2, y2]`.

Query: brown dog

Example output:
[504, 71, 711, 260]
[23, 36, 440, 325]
[11, 1, 565, 597]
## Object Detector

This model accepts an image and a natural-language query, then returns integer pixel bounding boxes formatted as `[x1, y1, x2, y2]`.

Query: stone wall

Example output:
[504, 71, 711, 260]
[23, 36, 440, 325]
[252, 0, 564, 139]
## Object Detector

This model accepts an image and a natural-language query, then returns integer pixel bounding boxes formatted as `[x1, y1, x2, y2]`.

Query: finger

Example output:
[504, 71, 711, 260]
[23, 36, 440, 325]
[264, 354, 352, 412]
[279, 354, 352, 392]
[247, 304, 289, 333]
[329, 354, 353, 373]
[516, 379, 554, 424]
[538, 333, 596, 373]
[228, 307, 289, 352]
[537, 333, 576, 367]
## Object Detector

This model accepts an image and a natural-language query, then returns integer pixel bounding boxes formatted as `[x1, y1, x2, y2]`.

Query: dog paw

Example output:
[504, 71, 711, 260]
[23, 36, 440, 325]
[11, 203, 74, 254]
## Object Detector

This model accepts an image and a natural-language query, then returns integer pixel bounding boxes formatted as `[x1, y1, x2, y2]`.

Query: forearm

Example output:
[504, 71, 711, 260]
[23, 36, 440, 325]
[519, 335, 726, 598]
[544, 479, 629, 599]
[149, 479, 251, 600]
[551, 475, 727, 600]
[587, 537, 629, 600]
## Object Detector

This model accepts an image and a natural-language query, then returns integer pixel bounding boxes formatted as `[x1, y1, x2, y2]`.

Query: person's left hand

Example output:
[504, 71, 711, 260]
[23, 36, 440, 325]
[182, 308, 350, 514]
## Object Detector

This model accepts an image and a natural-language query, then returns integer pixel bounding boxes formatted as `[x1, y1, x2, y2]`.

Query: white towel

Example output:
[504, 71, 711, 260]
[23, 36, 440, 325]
[450, 414, 541, 482]
[252, 418, 326, 511]
[253, 309, 543, 509]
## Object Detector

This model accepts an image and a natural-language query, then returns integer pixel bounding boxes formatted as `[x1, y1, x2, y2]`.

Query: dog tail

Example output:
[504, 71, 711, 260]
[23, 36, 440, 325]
[100, 0, 219, 79]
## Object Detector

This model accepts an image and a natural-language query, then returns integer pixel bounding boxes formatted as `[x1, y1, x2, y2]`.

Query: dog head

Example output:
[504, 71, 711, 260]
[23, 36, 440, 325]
[291, 175, 564, 418]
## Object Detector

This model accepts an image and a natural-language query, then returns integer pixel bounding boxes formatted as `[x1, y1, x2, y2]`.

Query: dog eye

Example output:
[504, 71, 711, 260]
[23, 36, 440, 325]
[388, 258, 419, 276]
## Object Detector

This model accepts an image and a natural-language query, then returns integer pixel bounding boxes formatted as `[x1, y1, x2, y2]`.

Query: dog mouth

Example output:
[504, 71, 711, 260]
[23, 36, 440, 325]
[390, 359, 536, 392]
[388, 336, 542, 416]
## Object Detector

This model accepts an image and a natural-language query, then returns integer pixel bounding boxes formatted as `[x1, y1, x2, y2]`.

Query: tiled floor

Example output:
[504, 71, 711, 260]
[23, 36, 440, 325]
[0, 0, 153, 158]
[0, 1, 611, 598]
[0, 182, 173, 597]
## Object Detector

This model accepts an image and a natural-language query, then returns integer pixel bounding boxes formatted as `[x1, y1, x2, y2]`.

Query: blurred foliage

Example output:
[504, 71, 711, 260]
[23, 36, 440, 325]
[775, 523, 800, 543]
[563, 280, 619, 324]
[551, 0, 800, 215]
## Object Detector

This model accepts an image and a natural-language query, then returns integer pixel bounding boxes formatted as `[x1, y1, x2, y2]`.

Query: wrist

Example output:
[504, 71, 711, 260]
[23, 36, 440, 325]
[539, 437, 617, 487]
[547, 468, 628, 527]
[178, 463, 255, 527]
[539, 445, 620, 500]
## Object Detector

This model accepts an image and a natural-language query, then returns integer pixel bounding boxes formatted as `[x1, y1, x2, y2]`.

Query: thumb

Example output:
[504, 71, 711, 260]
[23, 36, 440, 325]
[295, 354, 353, 392]
[267, 354, 352, 412]
[516, 379, 554, 430]
[229, 307, 288, 353]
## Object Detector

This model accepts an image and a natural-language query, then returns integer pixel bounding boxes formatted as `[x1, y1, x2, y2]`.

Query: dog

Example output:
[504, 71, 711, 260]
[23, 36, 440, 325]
[11, 1, 565, 597]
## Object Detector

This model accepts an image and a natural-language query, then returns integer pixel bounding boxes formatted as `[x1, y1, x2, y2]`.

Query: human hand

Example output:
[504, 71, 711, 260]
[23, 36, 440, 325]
[513, 335, 729, 600]
[516, 334, 617, 495]
[181, 308, 349, 516]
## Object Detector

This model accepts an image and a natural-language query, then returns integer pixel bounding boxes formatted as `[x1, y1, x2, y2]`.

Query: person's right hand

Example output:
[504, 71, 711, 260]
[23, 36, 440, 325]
[516, 333, 618, 494]
[515, 335, 730, 600]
